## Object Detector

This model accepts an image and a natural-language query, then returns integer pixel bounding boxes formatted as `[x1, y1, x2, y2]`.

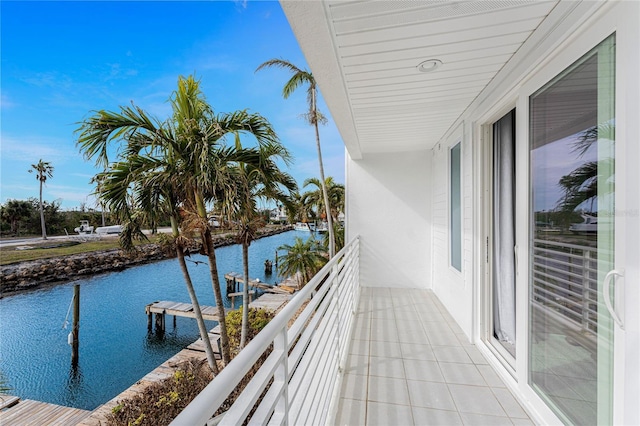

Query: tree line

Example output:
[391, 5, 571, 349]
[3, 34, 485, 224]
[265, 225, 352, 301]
[0, 199, 112, 237]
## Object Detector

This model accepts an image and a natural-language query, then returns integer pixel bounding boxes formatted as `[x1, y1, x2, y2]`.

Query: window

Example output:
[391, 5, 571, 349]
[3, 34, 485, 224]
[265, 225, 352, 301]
[450, 142, 462, 271]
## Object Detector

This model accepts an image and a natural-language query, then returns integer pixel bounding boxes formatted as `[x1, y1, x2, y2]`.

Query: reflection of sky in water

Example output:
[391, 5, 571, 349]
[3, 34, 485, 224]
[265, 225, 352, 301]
[532, 132, 598, 212]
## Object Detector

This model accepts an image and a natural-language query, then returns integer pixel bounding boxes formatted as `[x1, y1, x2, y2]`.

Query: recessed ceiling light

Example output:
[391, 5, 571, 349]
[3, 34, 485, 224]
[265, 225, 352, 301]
[417, 59, 443, 73]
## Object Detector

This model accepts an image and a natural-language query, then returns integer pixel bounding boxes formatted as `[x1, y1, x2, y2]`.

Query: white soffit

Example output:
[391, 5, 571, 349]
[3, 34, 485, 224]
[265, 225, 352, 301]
[281, 0, 559, 159]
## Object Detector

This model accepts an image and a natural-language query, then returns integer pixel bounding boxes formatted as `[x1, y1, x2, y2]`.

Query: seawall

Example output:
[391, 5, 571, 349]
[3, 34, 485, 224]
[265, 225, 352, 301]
[0, 226, 292, 298]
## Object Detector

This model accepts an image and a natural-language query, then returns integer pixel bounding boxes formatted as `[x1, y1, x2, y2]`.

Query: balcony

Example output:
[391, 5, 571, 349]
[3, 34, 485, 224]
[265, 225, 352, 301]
[336, 287, 532, 425]
[172, 237, 533, 425]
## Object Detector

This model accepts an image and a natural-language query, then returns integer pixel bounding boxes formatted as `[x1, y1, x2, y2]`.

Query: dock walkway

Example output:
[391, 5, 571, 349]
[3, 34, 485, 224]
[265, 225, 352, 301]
[145, 300, 224, 322]
[81, 291, 292, 425]
[145, 301, 228, 332]
[224, 272, 293, 294]
[0, 397, 90, 426]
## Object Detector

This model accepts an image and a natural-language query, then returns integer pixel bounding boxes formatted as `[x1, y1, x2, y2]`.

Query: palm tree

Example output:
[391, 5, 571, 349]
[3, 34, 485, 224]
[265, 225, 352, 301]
[169, 76, 284, 363]
[277, 236, 327, 287]
[284, 191, 314, 224]
[556, 123, 615, 213]
[29, 159, 54, 239]
[95, 156, 220, 374]
[222, 141, 296, 348]
[302, 177, 344, 225]
[77, 74, 282, 365]
[256, 59, 336, 258]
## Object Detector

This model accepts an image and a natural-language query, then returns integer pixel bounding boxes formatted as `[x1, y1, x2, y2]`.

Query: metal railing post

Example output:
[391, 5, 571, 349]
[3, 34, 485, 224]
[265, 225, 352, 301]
[273, 326, 289, 425]
[333, 261, 341, 373]
[582, 249, 592, 333]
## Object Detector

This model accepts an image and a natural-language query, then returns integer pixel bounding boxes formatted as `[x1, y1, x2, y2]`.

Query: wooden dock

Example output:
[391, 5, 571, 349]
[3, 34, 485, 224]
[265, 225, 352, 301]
[250, 293, 292, 311]
[145, 301, 224, 322]
[145, 301, 227, 332]
[224, 272, 294, 294]
[0, 397, 90, 425]
[228, 290, 256, 307]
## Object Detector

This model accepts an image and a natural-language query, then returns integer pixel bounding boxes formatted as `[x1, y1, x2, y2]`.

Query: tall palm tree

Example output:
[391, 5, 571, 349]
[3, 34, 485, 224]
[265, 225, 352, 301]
[29, 159, 54, 239]
[256, 59, 336, 258]
[77, 74, 282, 365]
[277, 237, 327, 287]
[302, 177, 344, 224]
[169, 76, 283, 363]
[222, 141, 296, 348]
[95, 156, 220, 374]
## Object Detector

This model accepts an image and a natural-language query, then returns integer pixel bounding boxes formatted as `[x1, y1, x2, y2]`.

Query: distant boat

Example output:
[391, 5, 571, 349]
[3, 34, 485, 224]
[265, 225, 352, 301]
[74, 220, 94, 234]
[294, 222, 313, 232]
[95, 225, 123, 235]
[569, 214, 608, 234]
[315, 222, 329, 233]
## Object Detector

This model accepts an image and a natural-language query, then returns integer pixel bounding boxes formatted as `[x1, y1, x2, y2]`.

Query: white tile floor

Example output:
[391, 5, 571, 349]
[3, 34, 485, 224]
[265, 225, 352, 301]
[335, 287, 534, 426]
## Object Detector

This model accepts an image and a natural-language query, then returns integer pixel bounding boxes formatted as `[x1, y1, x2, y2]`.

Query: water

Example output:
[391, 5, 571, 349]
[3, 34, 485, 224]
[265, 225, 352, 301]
[0, 230, 310, 410]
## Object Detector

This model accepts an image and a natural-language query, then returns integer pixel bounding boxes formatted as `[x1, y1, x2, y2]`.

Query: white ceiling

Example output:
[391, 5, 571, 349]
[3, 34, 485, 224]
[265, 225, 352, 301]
[281, 0, 560, 159]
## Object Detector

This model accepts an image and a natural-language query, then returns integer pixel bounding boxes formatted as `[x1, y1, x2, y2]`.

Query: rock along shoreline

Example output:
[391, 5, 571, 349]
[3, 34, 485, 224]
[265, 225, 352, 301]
[0, 225, 292, 298]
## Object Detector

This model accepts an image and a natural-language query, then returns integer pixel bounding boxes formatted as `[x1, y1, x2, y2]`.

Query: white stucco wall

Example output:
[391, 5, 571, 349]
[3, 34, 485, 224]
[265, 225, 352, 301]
[345, 150, 431, 289]
[428, 125, 474, 339]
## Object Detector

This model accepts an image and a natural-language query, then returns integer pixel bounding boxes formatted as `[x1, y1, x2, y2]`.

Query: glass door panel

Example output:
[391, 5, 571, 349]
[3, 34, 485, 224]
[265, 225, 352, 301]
[529, 35, 615, 425]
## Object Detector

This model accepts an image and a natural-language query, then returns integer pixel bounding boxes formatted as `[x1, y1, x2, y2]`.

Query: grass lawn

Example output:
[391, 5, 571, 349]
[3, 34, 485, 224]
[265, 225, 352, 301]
[0, 239, 133, 266]
[0, 226, 286, 266]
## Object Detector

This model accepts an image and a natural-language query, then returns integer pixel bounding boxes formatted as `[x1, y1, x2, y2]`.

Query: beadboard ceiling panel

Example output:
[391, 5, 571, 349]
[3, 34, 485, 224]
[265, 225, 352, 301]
[281, 0, 561, 158]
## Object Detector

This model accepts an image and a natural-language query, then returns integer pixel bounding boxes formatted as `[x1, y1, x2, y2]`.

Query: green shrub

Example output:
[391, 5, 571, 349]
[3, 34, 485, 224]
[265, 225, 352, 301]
[105, 359, 212, 426]
[225, 306, 274, 356]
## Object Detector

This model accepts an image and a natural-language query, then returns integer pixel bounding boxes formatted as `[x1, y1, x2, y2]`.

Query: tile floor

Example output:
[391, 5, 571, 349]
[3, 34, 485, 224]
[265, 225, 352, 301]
[335, 287, 534, 426]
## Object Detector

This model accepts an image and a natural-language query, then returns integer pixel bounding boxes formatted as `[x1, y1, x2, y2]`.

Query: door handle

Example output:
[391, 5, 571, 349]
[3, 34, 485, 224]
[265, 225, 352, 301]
[603, 269, 624, 330]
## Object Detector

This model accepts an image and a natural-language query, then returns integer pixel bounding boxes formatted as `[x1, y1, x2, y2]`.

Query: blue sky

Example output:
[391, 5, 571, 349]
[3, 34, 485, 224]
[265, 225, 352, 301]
[1, 1, 345, 210]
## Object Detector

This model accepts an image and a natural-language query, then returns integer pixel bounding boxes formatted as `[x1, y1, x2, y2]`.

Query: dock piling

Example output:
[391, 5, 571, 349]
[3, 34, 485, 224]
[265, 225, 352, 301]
[71, 284, 80, 366]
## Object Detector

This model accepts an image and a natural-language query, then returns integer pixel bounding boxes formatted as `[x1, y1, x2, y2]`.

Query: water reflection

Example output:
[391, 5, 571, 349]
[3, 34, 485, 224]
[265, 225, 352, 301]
[64, 363, 86, 408]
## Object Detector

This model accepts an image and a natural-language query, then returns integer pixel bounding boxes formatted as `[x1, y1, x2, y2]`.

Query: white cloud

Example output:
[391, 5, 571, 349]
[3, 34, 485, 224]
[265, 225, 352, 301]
[104, 63, 139, 81]
[0, 94, 16, 110]
[1, 136, 68, 163]
[22, 71, 73, 89]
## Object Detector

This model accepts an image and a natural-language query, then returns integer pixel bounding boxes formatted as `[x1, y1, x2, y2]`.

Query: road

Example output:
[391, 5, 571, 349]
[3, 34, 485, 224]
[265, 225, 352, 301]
[0, 227, 173, 248]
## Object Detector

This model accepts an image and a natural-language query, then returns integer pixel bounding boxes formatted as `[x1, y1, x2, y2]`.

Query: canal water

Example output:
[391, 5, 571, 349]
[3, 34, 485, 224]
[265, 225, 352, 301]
[0, 230, 311, 410]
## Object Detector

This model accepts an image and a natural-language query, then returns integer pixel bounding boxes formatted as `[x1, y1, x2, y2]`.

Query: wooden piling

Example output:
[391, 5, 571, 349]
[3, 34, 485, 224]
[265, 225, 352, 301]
[71, 284, 80, 366]
[155, 312, 165, 333]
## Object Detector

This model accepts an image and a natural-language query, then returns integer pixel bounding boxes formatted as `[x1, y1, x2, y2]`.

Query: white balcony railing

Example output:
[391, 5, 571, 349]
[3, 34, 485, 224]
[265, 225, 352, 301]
[531, 238, 607, 339]
[171, 236, 360, 426]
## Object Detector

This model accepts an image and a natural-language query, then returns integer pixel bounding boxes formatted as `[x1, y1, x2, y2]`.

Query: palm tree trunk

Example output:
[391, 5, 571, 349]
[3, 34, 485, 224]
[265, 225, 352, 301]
[195, 190, 232, 364]
[170, 216, 219, 374]
[313, 120, 335, 257]
[176, 246, 220, 374]
[39, 180, 47, 240]
[240, 242, 250, 348]
[203, 228, 232, 365]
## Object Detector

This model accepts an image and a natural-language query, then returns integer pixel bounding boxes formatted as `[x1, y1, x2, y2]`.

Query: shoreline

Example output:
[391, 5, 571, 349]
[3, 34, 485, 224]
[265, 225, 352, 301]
[0, 225, 292, 299]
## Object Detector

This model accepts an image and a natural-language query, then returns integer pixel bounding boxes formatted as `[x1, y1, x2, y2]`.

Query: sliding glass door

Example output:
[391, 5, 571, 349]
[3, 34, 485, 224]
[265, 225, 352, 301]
[529, 35, 615, 425]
